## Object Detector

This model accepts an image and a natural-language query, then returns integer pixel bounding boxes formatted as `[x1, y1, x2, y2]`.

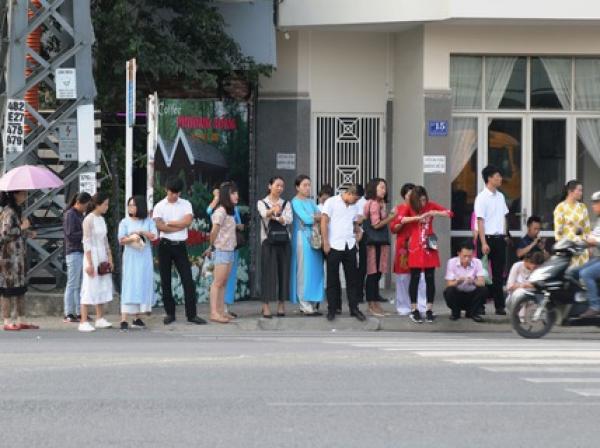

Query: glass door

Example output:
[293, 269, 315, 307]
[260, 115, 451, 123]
[486, 117, 524, 234]
[529, 118, 567, 235]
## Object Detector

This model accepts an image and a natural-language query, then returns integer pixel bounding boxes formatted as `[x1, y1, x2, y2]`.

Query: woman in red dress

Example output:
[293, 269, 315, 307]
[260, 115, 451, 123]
[398, 186, 453, 324]
[390, 183, 426, 316]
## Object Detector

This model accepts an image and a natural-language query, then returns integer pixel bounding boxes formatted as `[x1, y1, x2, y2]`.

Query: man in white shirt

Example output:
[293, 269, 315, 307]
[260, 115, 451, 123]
[474, 165, 509, 315]
[320, 184, 367, 322]
[153, 177, 206, 325]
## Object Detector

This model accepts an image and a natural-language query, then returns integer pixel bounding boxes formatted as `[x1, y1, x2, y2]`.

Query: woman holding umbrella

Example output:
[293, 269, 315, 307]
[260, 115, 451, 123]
[0, 164, 65, 330]
[0, 190, 38, 330]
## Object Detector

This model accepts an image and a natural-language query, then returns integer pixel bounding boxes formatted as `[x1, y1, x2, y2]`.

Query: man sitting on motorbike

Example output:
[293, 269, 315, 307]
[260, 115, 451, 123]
[577, 191, 600, 318]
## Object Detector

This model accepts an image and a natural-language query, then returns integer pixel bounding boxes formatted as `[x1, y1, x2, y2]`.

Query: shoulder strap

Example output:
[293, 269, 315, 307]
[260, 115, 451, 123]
[262, 200, 271, 210]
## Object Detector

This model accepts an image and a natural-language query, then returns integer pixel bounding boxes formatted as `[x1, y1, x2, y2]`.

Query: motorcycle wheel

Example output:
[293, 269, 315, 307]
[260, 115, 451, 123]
[510, 293, 556, 339]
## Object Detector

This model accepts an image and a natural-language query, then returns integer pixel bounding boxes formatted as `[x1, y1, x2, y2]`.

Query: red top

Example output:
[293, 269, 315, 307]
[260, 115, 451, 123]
[390, 203, 414, 274]
[397, 201, 453, 269]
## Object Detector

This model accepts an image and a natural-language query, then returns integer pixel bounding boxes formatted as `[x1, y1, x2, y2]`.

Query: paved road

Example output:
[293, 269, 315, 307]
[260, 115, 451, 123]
[2, 330, 600, 447]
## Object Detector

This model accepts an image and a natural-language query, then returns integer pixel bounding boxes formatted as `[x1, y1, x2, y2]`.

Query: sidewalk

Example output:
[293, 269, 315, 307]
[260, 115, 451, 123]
[22, 290, 597, 334]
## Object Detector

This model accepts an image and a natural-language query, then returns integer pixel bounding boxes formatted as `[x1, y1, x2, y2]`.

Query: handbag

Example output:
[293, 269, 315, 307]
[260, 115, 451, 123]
[129, 233, 147, 251]
[426, 233, 439, 250]
[362, 201, 390, 246]
[97, 261, 112, 276]
[262, 200, 290, 245]
[310, 223, 322, 250]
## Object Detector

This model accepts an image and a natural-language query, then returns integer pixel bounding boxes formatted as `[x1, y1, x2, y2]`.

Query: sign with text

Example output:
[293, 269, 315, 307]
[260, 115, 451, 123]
[3, 99, 26, 153]
[276, 153, 296, 170]
[55, 119, 78, 161]
[423, 155, 446, 173]
[79, 172, 97, 195]
[428, 120, 448, 137]
[55, 68, 77, 99]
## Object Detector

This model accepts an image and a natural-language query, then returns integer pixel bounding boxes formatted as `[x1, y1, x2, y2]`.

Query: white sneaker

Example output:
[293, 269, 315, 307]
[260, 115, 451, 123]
[95, 318, 113, 329]
[78, 321, 96, 333]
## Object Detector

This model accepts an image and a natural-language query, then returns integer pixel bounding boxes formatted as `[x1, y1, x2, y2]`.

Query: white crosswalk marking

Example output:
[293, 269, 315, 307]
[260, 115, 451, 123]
[567, 389, 600, 397]
[322, 337, 600, 398]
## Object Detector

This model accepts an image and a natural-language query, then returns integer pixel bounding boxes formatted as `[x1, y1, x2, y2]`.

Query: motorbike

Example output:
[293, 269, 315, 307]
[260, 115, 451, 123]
[509, 237, 600, 339]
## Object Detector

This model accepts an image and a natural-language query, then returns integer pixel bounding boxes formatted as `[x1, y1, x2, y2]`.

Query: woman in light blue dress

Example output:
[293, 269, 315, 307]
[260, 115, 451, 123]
[118, 195, 158, 330]
[207, 187, 243, 317]
[290, 175, 324, 315]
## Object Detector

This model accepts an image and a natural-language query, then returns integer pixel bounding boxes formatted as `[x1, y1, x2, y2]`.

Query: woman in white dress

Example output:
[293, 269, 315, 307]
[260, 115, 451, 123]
[78, 192, 114, 332]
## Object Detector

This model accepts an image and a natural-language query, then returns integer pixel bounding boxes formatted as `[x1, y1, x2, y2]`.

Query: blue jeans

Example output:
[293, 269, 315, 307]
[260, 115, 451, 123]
[579, 258, 600, 310]
[63, 252, 83, 316]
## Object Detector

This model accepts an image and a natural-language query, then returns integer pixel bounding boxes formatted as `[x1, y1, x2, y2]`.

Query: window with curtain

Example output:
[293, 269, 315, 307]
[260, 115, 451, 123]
[575, 58, 600, 110]
[577, 119, 600, 211]
[450, 56, 482, 110]
[485, 57, 526, 109]
[531, 57, 571, 110]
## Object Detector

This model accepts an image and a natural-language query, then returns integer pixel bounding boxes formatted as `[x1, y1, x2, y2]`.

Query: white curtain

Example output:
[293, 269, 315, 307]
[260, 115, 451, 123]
[540, 57, 572, 110]
[450, 56, 482, 109]
[577, 119, 600, 169]
[450, 117, 478, 181]
[485, 56, 518, 109]
[575, 58, 600, 110]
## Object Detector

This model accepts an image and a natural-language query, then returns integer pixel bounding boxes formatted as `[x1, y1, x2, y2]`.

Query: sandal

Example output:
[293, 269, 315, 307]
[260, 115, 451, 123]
[3, 323, 20, 331]
[209, 316, 230, 324]
[18, 323, 39, 330]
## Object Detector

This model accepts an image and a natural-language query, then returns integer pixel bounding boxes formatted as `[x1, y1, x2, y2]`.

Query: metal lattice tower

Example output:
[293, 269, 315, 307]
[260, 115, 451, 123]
[0, 0, 97, 286]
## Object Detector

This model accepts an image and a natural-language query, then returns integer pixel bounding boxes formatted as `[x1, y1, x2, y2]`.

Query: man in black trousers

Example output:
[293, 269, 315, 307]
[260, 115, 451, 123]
[320, 184, 366, 322]
[474, 165, 509, 315]
[154, 177, 206, 325]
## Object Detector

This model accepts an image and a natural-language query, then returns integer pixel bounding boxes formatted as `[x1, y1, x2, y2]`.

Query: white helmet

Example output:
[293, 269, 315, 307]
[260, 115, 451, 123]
[592, 191, 600, 202]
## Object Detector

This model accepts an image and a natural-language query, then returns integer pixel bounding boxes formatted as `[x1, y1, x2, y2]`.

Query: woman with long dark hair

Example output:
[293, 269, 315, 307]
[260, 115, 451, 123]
[363, 178, 395, 316]
[62, 192, 91, 323]
[399, 185, 452, 323]
[118, 195, 158, 330]
[207, 182, 244, 318]
[257, 176, 292, 318]
[554, 179, 591, 267]
[0, 191, 38, 331]
[78, 192, 114, 332]
[291, 175, 324, 315]
[206, 182, 240, 323]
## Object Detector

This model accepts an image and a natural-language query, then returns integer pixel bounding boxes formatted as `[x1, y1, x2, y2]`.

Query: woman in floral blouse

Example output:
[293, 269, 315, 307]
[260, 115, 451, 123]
[0, 191, 38, 331]
[554, 180, 591, 267]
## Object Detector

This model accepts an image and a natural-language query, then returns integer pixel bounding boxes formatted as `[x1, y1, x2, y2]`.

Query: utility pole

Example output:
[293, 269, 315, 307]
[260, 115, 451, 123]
[0, 0, 97, 286]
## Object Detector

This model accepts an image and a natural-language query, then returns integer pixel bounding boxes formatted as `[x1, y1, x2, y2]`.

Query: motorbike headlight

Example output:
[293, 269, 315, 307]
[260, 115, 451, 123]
[529, 265, 554, 283]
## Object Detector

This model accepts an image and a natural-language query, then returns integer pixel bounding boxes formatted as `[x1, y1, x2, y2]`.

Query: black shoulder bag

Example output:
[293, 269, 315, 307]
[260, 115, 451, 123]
[262, 200, 290, 245]
[362, 201, 390, 246]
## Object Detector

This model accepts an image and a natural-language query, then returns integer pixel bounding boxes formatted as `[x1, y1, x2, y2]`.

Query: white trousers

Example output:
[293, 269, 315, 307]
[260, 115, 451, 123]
[395, 273, 426, 315]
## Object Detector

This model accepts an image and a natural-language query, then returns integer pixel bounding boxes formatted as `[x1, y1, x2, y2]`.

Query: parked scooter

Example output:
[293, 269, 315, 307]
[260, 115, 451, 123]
[509, 236, 600, 339]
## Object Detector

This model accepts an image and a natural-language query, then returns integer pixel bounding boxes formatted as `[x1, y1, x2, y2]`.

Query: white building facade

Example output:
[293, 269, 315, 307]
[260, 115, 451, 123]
[256, 0, 600, 268]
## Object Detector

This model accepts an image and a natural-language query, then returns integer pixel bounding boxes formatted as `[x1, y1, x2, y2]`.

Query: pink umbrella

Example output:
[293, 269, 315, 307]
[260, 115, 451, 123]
[0, 165, 64, 191]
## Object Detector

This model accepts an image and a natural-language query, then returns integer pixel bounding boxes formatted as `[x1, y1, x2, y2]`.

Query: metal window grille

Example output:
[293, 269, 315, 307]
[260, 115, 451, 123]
[315, 115, 381, 194]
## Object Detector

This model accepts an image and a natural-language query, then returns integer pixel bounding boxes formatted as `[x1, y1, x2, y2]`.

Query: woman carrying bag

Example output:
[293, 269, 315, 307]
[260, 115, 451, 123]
[399, 186, 453, 324]
[257, 176, 293, 318]
[363, 178, 396, 317]
[290, 175, 324, 316]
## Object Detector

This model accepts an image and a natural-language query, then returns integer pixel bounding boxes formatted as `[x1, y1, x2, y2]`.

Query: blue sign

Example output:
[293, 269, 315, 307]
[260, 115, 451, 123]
[428, 120, 448, 137]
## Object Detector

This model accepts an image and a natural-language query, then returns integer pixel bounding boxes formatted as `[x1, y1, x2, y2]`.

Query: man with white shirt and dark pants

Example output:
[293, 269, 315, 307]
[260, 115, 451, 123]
[320, 184, 367, 322]
[474, 165, 509, 315]
[153, 177, 206, 325]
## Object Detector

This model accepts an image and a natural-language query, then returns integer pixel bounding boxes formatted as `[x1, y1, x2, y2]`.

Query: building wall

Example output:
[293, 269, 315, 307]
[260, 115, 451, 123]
[423, 24, 600, 89]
